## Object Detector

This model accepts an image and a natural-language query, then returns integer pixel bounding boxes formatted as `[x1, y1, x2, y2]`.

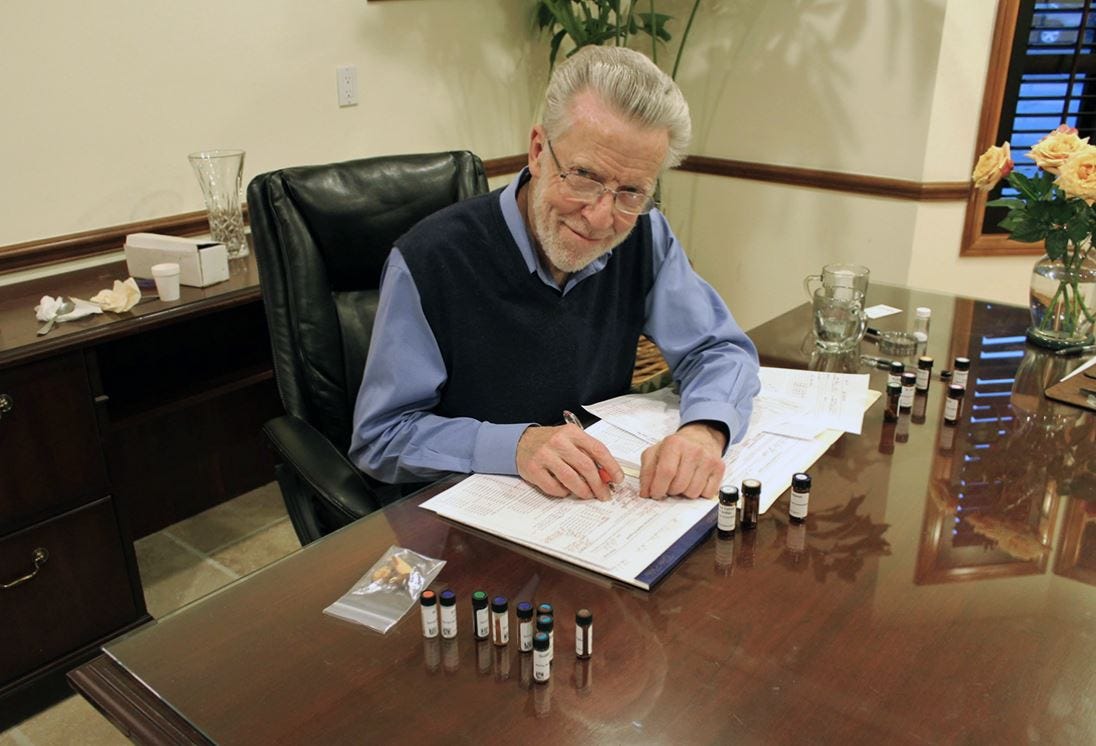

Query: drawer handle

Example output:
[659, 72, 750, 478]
[0, 393, 12, 418]
[1, 547, 49, 590]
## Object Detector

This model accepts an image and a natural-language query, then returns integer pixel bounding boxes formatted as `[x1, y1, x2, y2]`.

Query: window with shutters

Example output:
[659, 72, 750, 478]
[962, 0, 1096, 256]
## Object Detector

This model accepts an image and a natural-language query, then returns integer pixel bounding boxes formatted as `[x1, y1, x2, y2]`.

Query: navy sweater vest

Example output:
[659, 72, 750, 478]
[398, 187, 653, 425]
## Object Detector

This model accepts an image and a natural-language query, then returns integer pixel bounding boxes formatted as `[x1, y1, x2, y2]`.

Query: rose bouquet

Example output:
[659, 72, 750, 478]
[973, 124, 1096, 347]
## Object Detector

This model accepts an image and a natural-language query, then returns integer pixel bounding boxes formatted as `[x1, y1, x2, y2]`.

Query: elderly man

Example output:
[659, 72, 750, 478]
[350, 46, 760, 501]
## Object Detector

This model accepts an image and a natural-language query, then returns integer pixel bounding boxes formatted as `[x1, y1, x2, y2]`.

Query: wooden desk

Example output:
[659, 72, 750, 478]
[0, 254, 282, 722]
[69, 287, 1096, 744]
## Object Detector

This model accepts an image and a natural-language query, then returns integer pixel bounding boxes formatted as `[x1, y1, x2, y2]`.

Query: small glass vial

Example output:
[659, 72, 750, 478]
[915, 356, 933, 391]
[536, 602, 554, 619]
[420, 590, 439, 639]
[532, 632, 551, 683]
[516, 601, 535, 652]
[952, 356, 971, 390]
[899, 372, 916, 411]
[789, 473, 810, 523]
[536, 614, 554, 662]
[439, 589, 458, 639]
[491, 596, 509, 646]
[913, 306, 931, 344]
[944, 384, 964, 425]
[471, 590, 489, 641]
[717, 486, 738, 537]
[575, 609, 593, 659]
[741, 479, 761, 529]
[884, 382, 901, 422]
[887, 360, 904, 388]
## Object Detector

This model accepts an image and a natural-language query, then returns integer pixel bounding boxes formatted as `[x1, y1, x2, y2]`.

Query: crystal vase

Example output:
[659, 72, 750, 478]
[188, 149, 248, 259]
[1026, 248, 1096, 349]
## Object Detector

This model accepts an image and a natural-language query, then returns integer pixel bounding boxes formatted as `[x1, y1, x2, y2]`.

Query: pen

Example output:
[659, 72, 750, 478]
[860, 354, 897, 370]
[562, 410, 617, 490]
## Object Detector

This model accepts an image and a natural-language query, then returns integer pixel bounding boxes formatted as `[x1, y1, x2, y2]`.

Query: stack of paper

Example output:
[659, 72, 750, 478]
[583, 367, 879, 513]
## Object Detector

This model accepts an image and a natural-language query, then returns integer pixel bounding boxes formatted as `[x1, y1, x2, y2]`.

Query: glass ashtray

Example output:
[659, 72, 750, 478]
[873, 331, 918, 356]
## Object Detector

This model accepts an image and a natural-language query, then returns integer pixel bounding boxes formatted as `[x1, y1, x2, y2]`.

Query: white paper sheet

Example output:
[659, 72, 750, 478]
[757, 367, 871, 435]
[420, 473, 714, 585]
[582, 387, 680, 443]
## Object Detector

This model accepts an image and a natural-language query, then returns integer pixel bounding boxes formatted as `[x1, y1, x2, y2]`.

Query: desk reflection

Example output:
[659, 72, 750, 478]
[916, 313, 1094, 584]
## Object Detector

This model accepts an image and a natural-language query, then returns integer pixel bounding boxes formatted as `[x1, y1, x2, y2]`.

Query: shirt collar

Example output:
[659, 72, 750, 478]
[500, 167, 612, 293]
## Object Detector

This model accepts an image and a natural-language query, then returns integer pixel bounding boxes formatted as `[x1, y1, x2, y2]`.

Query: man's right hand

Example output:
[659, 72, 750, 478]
[516, 424, 624, 501]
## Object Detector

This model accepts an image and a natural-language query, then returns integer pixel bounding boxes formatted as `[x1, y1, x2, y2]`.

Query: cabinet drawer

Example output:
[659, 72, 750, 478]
[1, 498, 139, 686]
[0, 352, 109, 530]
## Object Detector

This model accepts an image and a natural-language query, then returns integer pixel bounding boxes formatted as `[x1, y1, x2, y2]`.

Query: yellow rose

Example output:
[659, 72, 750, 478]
[1054, 145, 1096, 205]
[971, 142, 1013, 191]
[1027, 125, 1090, 174]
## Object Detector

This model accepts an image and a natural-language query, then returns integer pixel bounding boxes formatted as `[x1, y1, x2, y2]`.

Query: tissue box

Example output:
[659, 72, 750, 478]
[124, 233, 230, 288]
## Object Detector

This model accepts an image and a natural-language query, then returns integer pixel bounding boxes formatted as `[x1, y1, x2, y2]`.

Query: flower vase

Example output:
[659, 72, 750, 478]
[1026, 249, 1096, 349]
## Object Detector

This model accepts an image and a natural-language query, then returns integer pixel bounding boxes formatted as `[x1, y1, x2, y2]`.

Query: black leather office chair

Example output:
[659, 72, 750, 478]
[248, 151, 489, 545]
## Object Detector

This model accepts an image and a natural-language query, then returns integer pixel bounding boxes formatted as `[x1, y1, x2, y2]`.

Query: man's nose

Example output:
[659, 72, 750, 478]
[581, 191, 616, 232]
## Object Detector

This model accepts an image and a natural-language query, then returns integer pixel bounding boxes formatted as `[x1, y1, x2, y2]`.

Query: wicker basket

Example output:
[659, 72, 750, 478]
[631, 335, 672, 393]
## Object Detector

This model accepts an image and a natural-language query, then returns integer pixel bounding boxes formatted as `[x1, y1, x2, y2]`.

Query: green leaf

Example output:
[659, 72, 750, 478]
[1046, 230, 1069, 259]
[549, 28, 567, 69]
[1066, 219, 1089, 245]
[1010, 219, 1049, 243]
[985, 197, 1025, 210]
[998, 211, 1025, 231]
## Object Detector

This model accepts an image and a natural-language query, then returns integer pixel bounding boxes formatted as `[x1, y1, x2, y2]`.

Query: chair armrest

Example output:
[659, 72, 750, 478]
[262, 414, 382, 520]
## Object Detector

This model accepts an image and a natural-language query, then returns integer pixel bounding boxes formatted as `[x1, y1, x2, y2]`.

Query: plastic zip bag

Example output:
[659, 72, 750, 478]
[323, 545, 445, 633]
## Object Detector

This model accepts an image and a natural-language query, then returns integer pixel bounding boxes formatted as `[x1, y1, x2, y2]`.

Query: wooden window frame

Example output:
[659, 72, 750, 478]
[962, 0, 1092, 257]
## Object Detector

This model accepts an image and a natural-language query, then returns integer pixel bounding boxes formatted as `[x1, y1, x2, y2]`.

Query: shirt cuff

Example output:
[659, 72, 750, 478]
[471, 422, 533, 476]
[679, 401, 744, 452]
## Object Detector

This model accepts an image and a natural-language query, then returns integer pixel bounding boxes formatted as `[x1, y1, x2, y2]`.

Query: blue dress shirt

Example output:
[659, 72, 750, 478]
[349, 169, 760, 484]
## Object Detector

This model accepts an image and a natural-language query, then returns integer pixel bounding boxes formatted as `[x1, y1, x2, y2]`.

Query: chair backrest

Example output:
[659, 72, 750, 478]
[248, 151, 489, 453]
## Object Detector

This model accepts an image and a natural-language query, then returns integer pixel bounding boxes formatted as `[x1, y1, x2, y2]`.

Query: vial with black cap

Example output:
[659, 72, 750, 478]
[741, 479, 761, 529]
[789, 473, 811, 523]
[717, 486, 738, 537]
[575, 609, 593, 659]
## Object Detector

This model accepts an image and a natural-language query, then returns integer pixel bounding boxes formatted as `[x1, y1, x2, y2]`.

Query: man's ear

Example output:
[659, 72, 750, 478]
[528, 125, 546, 176]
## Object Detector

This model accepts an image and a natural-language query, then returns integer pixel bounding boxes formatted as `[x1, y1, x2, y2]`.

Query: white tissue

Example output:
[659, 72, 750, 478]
[34, 295, 105, 323]
[89, 278, 142, 312]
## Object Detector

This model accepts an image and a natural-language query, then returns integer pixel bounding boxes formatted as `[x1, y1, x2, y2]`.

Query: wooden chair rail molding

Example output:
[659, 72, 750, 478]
[0, 154, 971, 275]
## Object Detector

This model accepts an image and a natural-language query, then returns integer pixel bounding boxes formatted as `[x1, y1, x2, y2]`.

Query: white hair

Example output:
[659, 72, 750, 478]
[542, 46, 692, 170]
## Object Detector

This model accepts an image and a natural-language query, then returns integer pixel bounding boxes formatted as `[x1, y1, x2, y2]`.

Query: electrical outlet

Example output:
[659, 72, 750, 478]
[336, 65, 358, 107]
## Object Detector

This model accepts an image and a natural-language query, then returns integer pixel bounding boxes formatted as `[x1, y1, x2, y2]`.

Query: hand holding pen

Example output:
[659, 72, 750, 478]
[562, 410, 620, 493]
[514, 411, 623, 501]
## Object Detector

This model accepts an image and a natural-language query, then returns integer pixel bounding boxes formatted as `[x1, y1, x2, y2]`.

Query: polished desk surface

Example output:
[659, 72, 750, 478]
[71, 285, 1096, 744]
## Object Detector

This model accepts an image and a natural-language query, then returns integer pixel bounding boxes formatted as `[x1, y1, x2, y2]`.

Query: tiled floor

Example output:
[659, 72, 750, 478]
[1, 482, 298, 745]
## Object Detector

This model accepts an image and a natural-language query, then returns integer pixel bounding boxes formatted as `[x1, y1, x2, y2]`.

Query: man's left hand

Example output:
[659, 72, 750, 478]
[639, 422, 727, 500]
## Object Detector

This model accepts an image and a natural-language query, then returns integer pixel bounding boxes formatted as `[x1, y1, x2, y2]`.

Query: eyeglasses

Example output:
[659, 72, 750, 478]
[546, 139, 657, 216]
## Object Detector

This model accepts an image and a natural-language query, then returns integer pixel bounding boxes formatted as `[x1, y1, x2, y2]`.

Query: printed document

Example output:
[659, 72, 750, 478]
[420, 474, 714, 588]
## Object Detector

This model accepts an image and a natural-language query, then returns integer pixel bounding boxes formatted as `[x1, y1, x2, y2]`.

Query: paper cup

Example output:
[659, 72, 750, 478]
[151, 262, 181, 301]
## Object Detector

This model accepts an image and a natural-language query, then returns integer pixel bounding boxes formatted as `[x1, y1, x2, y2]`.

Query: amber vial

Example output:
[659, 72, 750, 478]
[575, 609, 593, 659]
[741, 479, 761, 529]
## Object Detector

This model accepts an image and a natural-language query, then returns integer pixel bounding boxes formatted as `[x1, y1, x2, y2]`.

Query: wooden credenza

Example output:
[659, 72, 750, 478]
[0, 253, 283, 724]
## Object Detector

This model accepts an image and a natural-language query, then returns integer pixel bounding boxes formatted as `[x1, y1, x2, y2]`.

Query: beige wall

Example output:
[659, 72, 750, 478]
[660, 0, 1026, 330]
[0, 0, 544, 247]
[2, 0, 1028, 318]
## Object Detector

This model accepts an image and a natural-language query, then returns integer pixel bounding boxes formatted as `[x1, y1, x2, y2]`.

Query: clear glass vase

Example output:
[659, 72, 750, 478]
[188, 149, 248, 259]
[1027, 249, 1096, 349]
